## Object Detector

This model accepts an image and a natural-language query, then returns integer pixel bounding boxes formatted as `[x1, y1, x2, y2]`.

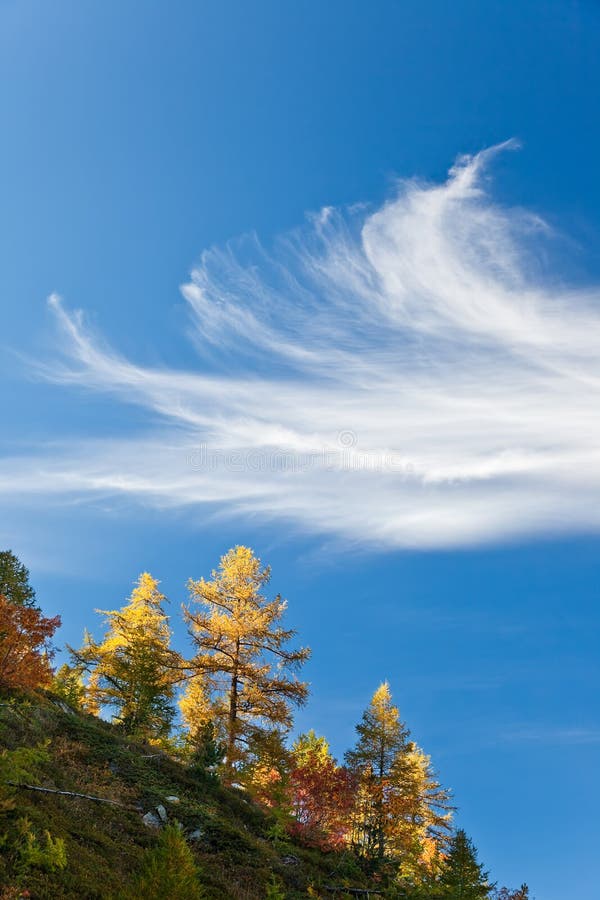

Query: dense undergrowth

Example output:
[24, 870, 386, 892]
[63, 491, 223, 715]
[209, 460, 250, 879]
[0, 689, 371, 899]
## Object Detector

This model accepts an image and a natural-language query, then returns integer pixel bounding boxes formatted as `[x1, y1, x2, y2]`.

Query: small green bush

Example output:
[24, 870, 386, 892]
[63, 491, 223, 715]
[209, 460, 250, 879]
[15, 817, 67, 874]
[265, 873, 286, 899]
[121, 824, 204, 900]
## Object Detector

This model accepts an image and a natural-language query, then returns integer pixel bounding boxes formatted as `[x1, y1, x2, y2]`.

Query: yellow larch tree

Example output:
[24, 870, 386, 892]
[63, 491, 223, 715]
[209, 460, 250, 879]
[345, 681, 409, 860]
[179, 673, 215, 745]
[346, 682, 453, 877]
[388, 741, 453, 879]
[179, 673, 225, 770]
[71, 572, 181, 739]
[184, 546, 310, 779]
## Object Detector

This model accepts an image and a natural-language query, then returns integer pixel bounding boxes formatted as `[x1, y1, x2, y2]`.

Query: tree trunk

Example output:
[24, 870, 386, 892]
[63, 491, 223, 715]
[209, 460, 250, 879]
[377, 740, 385, 859]
[226, 638, 240, 780]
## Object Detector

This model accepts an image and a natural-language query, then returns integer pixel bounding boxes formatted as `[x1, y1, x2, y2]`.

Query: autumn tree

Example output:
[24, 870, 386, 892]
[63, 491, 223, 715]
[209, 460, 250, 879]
[241, 728, 293, 825]
[184, 546, 310, 778]
[289, 730, 355, 850]
[0, 551, 36, 608]
[179, 675, 214, 743]
[494, 887, 529, 900]
[345, 682, 452, 872]
[72, 573, 180, 738]
[389, 741, 453, 878]
[179, 676, 224, 771]
[51, 663, 87, 710]
[0, 594, 60, 690]
[0, 552, 60, 692]
[438, 830, 493, 899]
[345, 682, 409, 860]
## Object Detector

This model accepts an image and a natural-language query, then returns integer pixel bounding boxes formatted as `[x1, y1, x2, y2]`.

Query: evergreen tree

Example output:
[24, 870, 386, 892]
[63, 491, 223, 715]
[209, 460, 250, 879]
[0, 551, 36, 608]
[121, 824, 204, 900]
[72, 573, 180, 738]
[265, 873, 286, 899]
[190, 720, 225, 773]
[184, 546, 310, 778]
[438, 830, 493, 899]
[51, 663, 87, 710]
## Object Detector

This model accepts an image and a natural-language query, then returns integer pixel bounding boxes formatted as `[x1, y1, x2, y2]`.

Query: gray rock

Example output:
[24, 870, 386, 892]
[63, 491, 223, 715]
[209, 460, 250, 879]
[156, 804, 168, 823]
[142, 811, 162, 828]
[187, 828, 203, 841]
[53, 699, 77, 716]
[165, 795, 180, 804]
[281, 855, 299, 866]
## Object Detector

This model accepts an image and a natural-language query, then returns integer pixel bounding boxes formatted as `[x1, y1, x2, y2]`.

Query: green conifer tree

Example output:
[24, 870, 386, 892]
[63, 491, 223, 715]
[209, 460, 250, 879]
[0, 551, 36, 607]
[51, 663, 87, 709]
[438, 830, 492, 899]
[265, 873, 286, 899]
[121, 825, 204, 900]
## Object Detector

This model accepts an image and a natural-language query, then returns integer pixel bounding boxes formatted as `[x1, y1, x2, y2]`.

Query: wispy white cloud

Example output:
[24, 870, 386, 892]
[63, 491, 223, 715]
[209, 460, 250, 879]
[5, 142, 600, 549]
[500, 726, 600, 746]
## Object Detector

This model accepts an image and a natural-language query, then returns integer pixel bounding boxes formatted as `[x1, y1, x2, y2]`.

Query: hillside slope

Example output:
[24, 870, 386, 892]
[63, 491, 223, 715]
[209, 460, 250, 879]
[0, 689, 367, 899]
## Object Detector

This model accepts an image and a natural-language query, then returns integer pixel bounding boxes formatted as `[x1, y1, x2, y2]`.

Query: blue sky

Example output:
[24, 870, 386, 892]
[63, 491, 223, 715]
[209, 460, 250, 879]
[1, 1, 600, 896]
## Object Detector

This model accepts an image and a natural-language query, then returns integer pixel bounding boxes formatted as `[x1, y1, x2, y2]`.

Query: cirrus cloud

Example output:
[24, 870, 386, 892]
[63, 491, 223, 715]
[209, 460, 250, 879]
[5, 142, 600, 549]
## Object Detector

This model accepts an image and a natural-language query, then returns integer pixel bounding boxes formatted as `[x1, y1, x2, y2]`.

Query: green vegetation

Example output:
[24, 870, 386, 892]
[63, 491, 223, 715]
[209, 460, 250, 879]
[0, 550, 37, 608]
[0, 689, 338, 899]
[119, 824, 205, 900]
[0, 549, 530, 898]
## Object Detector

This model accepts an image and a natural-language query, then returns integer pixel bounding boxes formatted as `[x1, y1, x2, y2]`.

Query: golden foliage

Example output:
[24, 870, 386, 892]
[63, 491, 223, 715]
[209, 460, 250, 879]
[71, 573, 181, 737]
[185, 546, 310, 776]
[179, 674, 215, 744]
[346, 682, 452, 865]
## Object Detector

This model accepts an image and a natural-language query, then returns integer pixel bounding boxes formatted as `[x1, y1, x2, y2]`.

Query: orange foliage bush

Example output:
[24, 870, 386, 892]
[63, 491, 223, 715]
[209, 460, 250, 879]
[289, 758, 355, 851]
[0, 594, 60, 690]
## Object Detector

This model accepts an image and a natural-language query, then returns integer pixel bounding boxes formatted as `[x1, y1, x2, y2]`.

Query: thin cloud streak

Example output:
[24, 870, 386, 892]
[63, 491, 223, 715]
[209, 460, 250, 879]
[500, 726, 600, 746]
[5, 142, 600, 548]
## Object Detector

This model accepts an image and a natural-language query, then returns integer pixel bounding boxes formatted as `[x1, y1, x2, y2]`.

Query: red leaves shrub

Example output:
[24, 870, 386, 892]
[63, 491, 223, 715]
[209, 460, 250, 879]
[289, 757, 355, 851]
[0, 594, 60, 690]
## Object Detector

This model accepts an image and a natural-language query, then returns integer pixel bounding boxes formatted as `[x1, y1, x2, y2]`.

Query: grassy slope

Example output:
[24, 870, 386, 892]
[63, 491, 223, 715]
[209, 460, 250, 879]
[0, 690, 364, 899]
